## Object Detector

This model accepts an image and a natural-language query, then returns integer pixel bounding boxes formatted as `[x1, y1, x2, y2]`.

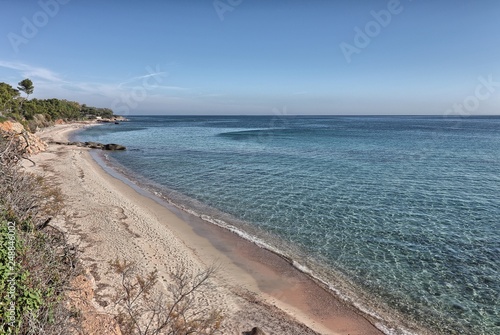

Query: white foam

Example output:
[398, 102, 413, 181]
[180, 207, 422, 335]
[375, 323, 420, 335]
[291, 260, 313, 275]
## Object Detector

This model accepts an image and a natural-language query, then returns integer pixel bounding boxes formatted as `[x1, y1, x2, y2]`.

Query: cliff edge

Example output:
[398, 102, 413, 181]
[0, 121, 48, 155]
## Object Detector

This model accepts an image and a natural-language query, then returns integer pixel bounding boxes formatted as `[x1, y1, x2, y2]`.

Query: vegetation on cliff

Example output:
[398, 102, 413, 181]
[0, 79, 115, 131]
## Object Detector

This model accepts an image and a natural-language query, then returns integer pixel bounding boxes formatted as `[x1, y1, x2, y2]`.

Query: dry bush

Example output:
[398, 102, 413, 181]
[0, 132, 61, 229]
[1, 131, 82, 334]
[110, 259, 224, 335]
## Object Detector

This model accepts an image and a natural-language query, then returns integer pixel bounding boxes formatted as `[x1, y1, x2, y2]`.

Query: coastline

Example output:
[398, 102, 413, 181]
[27, 123, 385, 335]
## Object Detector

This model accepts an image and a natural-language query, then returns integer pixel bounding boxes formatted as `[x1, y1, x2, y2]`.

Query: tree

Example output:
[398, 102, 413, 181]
[0, 82, 20, 115]
[1, 80, 116, 123]
[18, 79, 34, 115]
[18, 78, 34, 100]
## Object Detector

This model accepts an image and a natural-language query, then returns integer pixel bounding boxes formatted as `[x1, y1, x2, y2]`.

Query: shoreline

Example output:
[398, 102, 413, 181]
[29, 123, 386, 335]
[90, 150, 405, 333]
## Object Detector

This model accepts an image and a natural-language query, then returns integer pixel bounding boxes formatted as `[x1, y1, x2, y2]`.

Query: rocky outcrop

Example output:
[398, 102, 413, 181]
[83, 141, 104, 149]
[96, 116, 128, 123]
[0, 121, 47, 155]
[247, 327, 267, 335]
[50, 141, 126, 151]
[0, 120, 126, 153]
[0, 120, 24, 133]
[103, 143, 126, 151]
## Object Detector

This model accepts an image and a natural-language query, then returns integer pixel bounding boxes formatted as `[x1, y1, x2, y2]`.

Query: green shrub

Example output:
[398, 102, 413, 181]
[0, 220, 43, 333]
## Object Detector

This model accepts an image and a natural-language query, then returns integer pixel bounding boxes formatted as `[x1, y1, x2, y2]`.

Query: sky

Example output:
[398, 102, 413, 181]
[1, 0, 499, 115]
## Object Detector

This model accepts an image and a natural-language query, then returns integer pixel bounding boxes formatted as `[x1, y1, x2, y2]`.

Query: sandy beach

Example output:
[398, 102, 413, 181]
[25, 123, 384, 335]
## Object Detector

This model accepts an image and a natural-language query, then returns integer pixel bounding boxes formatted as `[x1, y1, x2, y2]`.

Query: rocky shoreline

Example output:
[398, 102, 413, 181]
[49, 140, 126, 151]
[0, 121, 48, 155]
[1, 120, 127, 156]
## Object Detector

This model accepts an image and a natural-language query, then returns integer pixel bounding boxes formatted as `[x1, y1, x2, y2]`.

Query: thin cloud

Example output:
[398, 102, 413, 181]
[0, 60, 64, 82]
[118, 71, 169, 87]
[199, 93, 226, 97]
[0, 60, 191, 110]
[137, 72, 168, 80]
[156, 85, 189, 91]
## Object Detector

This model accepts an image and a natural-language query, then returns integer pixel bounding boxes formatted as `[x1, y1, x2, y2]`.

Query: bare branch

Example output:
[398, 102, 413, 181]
[110, 261, 223, 335]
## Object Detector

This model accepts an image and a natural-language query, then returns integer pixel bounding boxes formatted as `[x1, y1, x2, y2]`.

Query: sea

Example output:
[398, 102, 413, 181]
[75, 115, 500, 335]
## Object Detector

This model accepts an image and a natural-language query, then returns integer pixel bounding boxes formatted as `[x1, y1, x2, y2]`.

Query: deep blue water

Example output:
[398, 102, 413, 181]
[77, 116, 500, 334]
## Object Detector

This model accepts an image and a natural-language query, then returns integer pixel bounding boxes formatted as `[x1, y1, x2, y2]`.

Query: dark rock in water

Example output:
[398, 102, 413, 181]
[250, 327, 266, 335]
[85, 141, 104, 149]
[50, 140, 125, 150]
[103, 143, 126, 151]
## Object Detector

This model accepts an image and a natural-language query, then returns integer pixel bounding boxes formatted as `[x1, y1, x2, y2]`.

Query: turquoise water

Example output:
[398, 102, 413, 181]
[77, 116, 500, 334]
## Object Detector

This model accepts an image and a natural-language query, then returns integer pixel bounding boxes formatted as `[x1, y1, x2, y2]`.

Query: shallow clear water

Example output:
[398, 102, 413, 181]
[77, 116, 500, 334]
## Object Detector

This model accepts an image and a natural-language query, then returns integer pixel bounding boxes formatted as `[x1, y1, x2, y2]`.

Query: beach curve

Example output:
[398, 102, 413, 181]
[26, 123, 384, 335]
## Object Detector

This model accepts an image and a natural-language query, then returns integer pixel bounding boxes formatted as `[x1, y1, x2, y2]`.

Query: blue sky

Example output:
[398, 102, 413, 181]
[1, 0, 499, 115]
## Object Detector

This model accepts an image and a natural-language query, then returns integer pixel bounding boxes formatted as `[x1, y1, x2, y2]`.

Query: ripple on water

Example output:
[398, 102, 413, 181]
[76, 116, 500, 334]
